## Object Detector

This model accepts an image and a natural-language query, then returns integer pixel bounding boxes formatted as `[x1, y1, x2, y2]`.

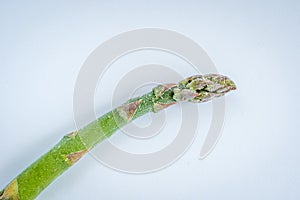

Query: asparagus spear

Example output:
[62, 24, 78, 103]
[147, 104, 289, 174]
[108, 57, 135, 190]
[0, 74, 236, 200]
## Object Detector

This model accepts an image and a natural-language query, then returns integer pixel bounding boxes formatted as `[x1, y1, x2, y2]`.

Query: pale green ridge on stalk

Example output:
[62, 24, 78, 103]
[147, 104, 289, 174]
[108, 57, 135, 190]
[0, 74, 236, 200]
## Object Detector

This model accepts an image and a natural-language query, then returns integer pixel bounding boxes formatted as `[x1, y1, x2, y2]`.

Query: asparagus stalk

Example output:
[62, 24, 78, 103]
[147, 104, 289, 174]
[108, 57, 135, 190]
[0, 74, 236, 200]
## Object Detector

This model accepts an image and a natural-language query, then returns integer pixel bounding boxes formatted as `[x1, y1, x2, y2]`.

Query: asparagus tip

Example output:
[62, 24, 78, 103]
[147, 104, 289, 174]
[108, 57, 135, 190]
[174, 74, 236, 103]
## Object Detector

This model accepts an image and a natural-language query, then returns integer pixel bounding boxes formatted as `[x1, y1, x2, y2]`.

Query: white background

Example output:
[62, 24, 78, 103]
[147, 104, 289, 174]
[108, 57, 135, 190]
[0, 1, 299, 199]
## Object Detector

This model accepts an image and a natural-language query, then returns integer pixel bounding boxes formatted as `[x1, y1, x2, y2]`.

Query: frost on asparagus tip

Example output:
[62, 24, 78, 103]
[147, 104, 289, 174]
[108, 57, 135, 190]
[173, 74, 236, 103]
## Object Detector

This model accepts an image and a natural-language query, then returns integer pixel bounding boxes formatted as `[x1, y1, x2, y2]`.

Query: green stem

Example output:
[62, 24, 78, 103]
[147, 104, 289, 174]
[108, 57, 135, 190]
[0, 74, 236, 200]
